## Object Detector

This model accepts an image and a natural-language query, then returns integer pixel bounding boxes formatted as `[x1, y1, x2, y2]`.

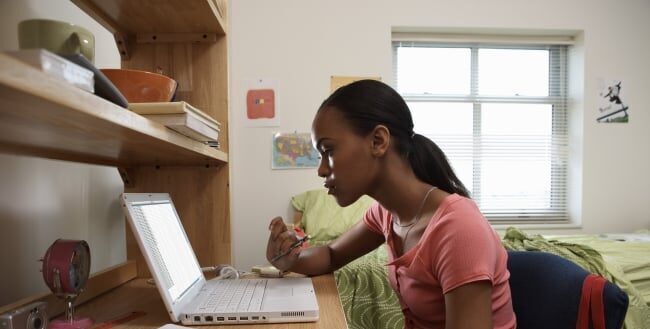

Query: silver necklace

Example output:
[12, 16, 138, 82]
[393, 186, 437, 228]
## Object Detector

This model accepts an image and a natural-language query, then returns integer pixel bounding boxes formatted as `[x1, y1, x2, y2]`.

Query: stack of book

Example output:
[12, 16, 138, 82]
[129, 101, 221, 148]
[5, 49, 94, 93]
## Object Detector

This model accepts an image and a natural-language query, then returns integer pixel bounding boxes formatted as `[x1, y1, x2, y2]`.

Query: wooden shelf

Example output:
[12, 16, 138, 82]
[72, 0, 226, 35]
[0, 53, 227, 167]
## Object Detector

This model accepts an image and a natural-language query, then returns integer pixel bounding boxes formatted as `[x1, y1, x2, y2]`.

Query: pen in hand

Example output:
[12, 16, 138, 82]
[271, 235, 310, 262]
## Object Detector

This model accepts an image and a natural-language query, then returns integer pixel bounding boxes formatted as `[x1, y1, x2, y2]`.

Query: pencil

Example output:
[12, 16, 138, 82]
[270, 235, 310, 262]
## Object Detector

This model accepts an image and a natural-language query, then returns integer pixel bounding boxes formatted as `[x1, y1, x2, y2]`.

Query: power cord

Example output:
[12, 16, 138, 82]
[201, 265, 242, 279]
[145, 264, 258, 286]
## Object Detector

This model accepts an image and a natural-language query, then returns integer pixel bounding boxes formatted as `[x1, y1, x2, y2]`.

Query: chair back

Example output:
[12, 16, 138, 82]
[507, 251, 628, 329]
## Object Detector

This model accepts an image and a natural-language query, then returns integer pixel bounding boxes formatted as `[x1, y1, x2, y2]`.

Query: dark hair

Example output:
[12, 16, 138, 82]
[319, 80, 470, 198]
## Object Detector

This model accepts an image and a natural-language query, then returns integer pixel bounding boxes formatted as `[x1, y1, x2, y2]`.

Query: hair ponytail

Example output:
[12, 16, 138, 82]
[409, 134, 470, 198]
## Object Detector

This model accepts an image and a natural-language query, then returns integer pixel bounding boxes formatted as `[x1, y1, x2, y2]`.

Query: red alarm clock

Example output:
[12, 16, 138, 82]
[41, 239, 93, 329]
[42, 239, 90, 296]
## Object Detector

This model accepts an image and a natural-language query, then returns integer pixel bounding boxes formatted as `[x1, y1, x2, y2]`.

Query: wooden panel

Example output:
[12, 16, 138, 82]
[72, 0, 226, 35]
[0, 261, 137, 317]
[71, 275, 348, 329]
[120, 34, 230, 278]
[0, 54, 227, 167]
[124, 165, 230, 277]
[187, 39, 229, 154]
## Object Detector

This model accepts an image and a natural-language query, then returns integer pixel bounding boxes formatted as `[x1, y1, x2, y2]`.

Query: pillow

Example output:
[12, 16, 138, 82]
[291, 189, 375, 243]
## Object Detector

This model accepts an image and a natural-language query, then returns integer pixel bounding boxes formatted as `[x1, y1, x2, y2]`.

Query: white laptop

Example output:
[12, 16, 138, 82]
[120, 193, 319, 325]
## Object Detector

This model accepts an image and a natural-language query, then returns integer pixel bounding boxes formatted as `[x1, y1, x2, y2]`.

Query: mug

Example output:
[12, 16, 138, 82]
[18, 19, 95, 63]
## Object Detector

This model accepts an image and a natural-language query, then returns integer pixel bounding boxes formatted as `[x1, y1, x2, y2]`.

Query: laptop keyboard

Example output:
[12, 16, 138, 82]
[199, 279, 267, 312]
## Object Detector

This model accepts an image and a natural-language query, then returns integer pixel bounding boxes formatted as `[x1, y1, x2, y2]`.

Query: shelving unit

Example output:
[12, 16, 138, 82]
[70, 0, 231, 278]
[0, 0, 231, 311]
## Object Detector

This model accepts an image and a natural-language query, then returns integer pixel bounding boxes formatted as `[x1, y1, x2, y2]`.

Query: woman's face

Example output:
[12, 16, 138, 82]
[312, 107, 377, 207]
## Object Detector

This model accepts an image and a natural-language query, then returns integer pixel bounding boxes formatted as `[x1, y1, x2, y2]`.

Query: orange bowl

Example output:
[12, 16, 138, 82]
[100, 68, 177, 103]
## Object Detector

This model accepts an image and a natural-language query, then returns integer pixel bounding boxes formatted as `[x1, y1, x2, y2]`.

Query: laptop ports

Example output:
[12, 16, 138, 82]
[216, 317, 224, 322]
[251, 316, 260, 320]
[227, 317, 236, 321]
[240, 316, 248, 321]
[204, 316, 213, 322]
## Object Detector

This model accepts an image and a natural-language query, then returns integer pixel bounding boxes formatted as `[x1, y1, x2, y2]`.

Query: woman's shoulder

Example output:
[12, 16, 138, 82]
[428, 194, 491, 235]
[434, 194, 481, 217]
[362, 201, 392, 233]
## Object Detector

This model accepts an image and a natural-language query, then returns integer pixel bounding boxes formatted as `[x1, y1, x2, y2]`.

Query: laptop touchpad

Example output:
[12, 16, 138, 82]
[266, 285, 292, 298]
[265, 278, 315, 298]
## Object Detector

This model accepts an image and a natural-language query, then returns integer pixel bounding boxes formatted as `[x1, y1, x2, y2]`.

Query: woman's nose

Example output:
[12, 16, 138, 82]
[317, 157, 330, 178]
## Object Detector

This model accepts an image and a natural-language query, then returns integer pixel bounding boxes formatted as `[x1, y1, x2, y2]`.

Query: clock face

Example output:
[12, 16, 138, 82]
[42, 239, 91, 296]
[69, 242, 91, 292]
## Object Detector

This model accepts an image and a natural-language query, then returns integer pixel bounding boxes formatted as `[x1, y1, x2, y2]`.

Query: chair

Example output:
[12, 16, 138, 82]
[507, 251, 628, 329]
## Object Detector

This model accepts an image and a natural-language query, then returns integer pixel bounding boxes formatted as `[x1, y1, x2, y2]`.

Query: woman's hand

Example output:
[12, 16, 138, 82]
[266, 217, 301, 271]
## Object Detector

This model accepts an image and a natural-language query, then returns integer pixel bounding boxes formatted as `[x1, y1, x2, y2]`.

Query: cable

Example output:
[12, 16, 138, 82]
[201, 264, 241, 279]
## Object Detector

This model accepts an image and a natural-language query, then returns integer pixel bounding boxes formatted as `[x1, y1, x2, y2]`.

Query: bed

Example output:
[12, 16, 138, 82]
[291, 189, 650, 329]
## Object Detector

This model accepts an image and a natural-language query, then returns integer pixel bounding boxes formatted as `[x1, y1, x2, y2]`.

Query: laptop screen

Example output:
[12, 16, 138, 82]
[130, 199, 203, 302]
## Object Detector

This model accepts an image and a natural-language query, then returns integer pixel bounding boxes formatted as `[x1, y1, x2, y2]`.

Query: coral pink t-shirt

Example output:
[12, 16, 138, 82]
[363, 194, 516, 329]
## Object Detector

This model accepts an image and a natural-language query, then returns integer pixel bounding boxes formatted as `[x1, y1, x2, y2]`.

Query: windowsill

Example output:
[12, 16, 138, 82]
[491, 221, 582, 230]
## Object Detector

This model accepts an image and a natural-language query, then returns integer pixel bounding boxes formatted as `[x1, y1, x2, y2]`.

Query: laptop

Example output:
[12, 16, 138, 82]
[120, 193, 319, 325]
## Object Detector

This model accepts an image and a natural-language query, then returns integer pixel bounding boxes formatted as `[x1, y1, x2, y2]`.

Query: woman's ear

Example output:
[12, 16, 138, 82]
[370, 125, 390, 157]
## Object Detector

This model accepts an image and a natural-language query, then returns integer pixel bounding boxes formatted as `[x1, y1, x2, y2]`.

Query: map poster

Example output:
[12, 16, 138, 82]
[272, 132, 320, 169]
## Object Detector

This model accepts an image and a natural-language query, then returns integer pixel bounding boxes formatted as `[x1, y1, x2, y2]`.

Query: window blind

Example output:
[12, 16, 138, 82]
[393, 40, 569, 222]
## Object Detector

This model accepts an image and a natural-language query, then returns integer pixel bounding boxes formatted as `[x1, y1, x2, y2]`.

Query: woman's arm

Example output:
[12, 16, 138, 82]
[267, 217, 384, 275]
[444, 280, 493, 329]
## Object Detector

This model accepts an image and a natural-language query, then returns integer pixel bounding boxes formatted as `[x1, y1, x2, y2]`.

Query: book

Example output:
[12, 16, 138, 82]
[5, 49, 94, 93]
[144, 113, 220, 142]
[129, 102, 221, 131]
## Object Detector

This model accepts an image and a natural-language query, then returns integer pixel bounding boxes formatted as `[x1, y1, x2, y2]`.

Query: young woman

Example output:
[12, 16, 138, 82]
[267, 80, 515, 329]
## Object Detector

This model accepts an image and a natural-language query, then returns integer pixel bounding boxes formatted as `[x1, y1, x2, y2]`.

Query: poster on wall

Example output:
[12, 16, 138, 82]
[244, 78, 280, 127]
[596, 79, 629, 123]
[271, 132, 320, 169]
[330, 75, 381, 94]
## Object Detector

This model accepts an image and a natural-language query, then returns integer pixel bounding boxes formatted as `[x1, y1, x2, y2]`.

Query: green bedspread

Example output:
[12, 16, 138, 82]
[333, 245, 404, 329]
[327, 228, 650, 329]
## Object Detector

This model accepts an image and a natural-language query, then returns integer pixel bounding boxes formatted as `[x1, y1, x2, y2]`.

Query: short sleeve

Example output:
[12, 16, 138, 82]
[362, 202, 387, 235]
[430, 199, 500, 294]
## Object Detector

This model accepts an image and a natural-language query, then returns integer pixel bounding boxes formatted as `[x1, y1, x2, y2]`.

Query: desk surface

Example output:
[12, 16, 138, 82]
[74, 275, 347, 329]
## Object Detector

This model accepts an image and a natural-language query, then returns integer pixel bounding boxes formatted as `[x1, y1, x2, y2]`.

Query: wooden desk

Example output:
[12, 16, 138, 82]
[74, 275, 348, 329]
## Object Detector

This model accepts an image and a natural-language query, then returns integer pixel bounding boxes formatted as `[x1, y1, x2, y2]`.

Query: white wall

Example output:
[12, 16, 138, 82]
[229, 0, 650, 270]
[0, 0, 124, 305]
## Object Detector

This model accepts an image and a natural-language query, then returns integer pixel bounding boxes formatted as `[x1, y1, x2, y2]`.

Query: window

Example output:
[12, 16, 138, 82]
[393, 39, 569, 222]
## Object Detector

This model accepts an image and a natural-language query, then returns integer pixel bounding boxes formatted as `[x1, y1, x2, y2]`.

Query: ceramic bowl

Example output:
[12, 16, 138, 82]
[18, 19, 95, 63]
[100, 68, 177, 103]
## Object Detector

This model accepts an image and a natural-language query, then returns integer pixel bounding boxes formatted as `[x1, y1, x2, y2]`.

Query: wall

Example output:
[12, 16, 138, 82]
[229, 0, 650, 270]
[0, 0, 124, 305]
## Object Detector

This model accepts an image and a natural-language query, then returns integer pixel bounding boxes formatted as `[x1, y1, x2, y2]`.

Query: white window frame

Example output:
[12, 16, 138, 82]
[393, 38, 570, 223]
